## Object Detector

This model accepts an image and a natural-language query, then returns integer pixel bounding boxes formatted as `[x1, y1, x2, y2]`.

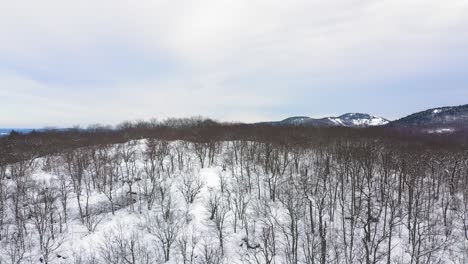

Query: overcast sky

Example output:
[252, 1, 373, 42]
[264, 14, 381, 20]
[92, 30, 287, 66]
[1, 0, 468, 128]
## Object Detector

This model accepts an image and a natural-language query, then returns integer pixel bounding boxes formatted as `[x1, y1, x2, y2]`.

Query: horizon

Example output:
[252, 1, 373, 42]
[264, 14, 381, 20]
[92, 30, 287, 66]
[0, 104, 468, 129]
[2, 102, 468, 129]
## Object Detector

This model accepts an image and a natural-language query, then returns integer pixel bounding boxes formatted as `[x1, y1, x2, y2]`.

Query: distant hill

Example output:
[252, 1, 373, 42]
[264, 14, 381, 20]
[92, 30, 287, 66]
[257, 113, 389, 128]
[3, 104, 468, 135]
[254, 104, 468, 132]
[388, 104, 468, 133]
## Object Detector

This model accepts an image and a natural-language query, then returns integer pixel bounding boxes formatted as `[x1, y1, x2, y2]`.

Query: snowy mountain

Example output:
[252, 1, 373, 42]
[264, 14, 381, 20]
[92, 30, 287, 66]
[258, 104, 468, 131]
[388, 104, 468, 132]
[260, 113, 389, 128]
[331, 113, 390, 127]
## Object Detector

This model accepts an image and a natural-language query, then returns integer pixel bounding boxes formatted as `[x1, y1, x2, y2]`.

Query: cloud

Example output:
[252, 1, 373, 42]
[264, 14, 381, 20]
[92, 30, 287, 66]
[1, 0, 468, 126]
[3, 0, 467, 76]
[0, 71, 285, 127]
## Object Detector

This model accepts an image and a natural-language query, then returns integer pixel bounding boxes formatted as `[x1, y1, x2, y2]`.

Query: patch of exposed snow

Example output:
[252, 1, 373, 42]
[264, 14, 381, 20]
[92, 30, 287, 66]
[31, 171, 57, 184]
[328, 118, 344, 126]
[368, 117, 389, 126]
[291, 117, 308, 124]
[427, 128, 455, 134]
[200, 167, 220, 189]
[346, 117, 388, 127]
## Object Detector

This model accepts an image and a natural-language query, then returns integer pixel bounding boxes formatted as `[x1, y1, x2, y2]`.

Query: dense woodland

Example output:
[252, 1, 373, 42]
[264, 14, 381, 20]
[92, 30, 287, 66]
[0, 118, 467, 263]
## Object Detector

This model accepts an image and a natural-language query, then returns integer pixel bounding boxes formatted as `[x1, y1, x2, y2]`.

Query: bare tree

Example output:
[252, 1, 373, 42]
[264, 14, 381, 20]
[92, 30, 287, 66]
[103, 153, 121, 215]
[205, 189, 230, 257]
[178, 168, 204, 204]
[277, 180, 304, 264]
[197, 238, 223, 264]
[9, 158, 37, 252]
[65, 149, 89, 223]
[29, 183, 64, 264]
[193, 142, 208, 169]
[0, 163, 6, 241]
[177, 227, 199, 264]
[144, 194, 184, 262]
[100, 225, 156, 264]
[118, 141, 142, 212]
[1, 232, 27, 264]
[227, 171, 251, 234]
[142, 138, 161, 210]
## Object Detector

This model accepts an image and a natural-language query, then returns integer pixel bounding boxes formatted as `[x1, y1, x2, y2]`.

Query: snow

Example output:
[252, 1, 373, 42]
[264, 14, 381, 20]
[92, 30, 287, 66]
[368, 116, 390, 126]
[427, 128, 455, 134]
[334, 115, 389, 127]
[31, 171, 57, 184]
[200, 167, 220, 188]
[327, 115, 388, 127]
[328, 117, 345, 126]
[1, 139, 466, 263]
[290, 117, 309, 124]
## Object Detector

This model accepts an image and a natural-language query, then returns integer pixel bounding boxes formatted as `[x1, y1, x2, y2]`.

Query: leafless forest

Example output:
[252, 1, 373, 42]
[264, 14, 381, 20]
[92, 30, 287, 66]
[0, 119, 467, 263]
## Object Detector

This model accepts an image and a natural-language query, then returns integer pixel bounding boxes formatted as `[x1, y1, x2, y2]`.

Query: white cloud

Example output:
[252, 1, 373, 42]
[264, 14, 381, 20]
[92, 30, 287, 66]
[3, 0, 467, 73]
[0, 71, 284, 127]
[1, 0, 468, 126]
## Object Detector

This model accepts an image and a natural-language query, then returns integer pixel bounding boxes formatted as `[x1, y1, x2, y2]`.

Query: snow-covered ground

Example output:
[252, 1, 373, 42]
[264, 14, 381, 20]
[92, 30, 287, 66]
[0, 139, 467, 263]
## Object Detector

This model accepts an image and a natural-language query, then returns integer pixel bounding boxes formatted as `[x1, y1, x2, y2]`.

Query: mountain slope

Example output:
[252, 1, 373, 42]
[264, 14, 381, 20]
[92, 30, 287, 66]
[260, 113, 389, 128]
[332, 113, 389, 127]
[388, 104, 468, 131]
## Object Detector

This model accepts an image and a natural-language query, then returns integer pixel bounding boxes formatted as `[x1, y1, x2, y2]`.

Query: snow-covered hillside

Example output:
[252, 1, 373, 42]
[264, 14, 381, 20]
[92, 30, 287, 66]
[0, 139, 467, 264]
[262, 113, 389, 128]
[389, 103, 468, 129]
[329, 113, 389, 127]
